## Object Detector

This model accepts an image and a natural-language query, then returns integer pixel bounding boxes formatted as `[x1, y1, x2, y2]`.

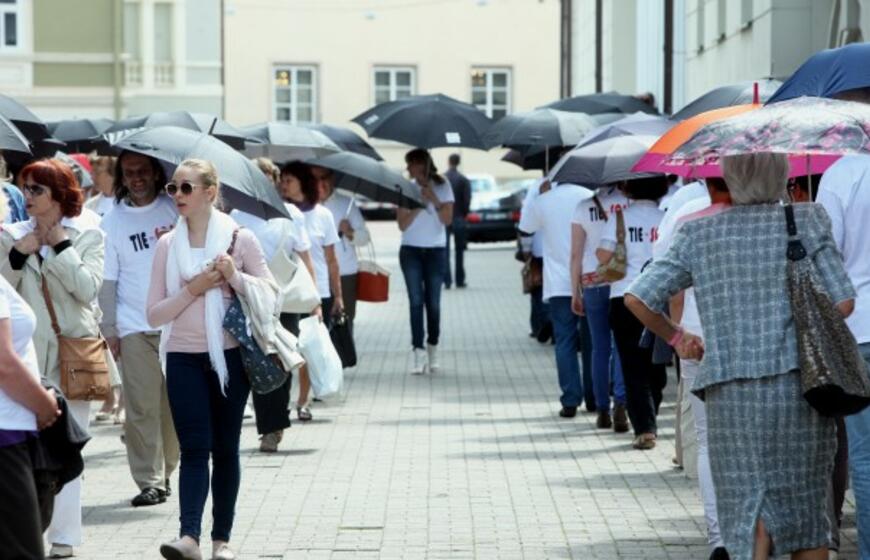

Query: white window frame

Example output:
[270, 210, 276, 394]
[471, 67, 512, 119]
[0, 0, 22, 52]
[372, 66, 416, 104]
[273, 64, 318, 125]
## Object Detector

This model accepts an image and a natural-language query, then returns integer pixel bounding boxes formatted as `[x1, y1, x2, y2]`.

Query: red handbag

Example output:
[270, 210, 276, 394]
[356, 244, 389, 302]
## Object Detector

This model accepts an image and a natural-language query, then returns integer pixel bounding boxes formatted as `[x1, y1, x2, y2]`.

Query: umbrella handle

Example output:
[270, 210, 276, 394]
[207, 117, 217, 135]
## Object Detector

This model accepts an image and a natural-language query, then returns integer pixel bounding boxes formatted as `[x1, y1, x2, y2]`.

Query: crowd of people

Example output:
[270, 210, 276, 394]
[517, 88, 870, 560]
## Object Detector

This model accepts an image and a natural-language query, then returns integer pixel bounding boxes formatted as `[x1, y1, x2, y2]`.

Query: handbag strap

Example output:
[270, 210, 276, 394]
[592, 195, 608, 221]
[615, 207, 626, 244]
[40, 276, 63, 337]
[226, 228, 240, 256]
[784, 204, 807, 262]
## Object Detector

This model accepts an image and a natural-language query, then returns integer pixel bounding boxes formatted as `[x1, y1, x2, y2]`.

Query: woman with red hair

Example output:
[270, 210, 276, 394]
[0, 158, 111, 559]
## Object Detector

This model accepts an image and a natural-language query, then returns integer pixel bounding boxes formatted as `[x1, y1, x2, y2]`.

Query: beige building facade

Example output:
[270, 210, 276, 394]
[223, 0, 561, 180]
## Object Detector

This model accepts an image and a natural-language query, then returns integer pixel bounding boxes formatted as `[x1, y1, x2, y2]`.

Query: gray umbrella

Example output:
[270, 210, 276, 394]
[241, 122, 341, 162]
[308, 152, 423, 208]
[106, 111, 253, 150]
[484, 109, 598, 149]
[550, 135, 660, 186]
[113, 126, 289, 219]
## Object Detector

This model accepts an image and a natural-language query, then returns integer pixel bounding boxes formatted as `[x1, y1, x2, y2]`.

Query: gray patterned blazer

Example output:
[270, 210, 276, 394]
[627, 202, 855, 394]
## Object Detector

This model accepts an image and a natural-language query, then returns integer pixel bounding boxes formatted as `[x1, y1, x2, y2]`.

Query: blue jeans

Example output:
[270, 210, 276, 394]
[549, 296, 583, 408]
[400, 246, 446, 349]
[166, 349, 250, 542]
[845, 343, 870, 558]
[530, 285, 549, 335]
[583, 285, 626, 410]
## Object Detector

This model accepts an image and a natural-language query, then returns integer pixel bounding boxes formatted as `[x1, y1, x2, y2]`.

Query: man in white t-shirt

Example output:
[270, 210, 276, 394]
[818, 152, 870, 559]
[520, 178, 551, 341]
[653, 178, 729, 558]
[570, 185, 629, 430]
[99, 152, 179, 508]
[519, 182, 593, 417]
[312, 165, 370, 328]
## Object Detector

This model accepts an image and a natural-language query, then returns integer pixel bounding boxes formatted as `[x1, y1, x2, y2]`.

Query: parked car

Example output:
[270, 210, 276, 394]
[465, 174, 524, 243]
[357, 195, 397, 220]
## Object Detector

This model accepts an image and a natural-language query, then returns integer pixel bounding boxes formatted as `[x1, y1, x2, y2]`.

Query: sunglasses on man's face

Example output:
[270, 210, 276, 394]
[165, 181, 201, 196]
[22, 183, 47, 197]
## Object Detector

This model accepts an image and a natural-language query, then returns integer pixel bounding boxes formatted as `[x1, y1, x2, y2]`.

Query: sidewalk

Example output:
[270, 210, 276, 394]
[74, 222, 856, 559]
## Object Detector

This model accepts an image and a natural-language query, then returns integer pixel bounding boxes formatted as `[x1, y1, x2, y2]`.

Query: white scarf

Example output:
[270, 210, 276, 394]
[160, 210, 238, 393]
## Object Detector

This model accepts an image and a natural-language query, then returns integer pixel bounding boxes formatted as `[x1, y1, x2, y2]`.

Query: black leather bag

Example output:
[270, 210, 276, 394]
[784, 204, 870, 416]
[329, 312, 357, 369]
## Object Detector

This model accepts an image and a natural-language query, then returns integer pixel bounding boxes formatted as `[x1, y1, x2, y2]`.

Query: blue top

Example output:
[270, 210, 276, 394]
[627, 203, 855, 393]
[3, 183, 27, 223]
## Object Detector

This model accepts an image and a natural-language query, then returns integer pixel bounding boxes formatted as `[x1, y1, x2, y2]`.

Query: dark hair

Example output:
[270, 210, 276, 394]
[788, 174, 822, 201]
[448, 153, 461, 167]
[623, 175, 669, 201]
[834, 86, 870, 104]
[280, 161, 319, 205]
[20, 159, 84, 218]
[706, 177, 729, 193]
[114, 151, 166, 203]
[405, 149, 445, 184]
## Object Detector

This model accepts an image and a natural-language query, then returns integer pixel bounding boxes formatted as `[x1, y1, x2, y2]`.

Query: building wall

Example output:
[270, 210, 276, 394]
[224, 0, 561, 180]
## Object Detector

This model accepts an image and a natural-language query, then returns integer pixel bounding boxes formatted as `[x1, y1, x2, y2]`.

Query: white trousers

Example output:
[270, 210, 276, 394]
[681, 361, 724, 550]
[45, 400, 91, 547]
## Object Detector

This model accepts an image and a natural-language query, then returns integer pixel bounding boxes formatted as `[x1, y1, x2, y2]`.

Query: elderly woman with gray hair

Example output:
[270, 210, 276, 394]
[624, 152, 855, 560]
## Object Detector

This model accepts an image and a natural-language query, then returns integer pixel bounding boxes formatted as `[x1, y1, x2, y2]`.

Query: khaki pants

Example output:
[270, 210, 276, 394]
[120, 332, 179, 491]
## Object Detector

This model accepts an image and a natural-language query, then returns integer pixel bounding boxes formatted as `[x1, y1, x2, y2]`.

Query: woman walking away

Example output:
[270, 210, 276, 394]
[0, 190, 61, 560]
[279, 162, 340, 421]
[398, 149, 454, 374]
[596, 176, 667, 450]
[0, 158, 109, 559]
[625, 152, 854, 560]
[148, 159, 272, 560]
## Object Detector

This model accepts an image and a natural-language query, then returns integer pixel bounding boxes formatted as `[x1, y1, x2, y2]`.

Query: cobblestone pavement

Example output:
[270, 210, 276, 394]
[74, 222, 857, 559]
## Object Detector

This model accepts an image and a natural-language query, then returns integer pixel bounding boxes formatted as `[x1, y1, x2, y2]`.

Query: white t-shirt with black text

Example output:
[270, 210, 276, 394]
[571, 187, 629, 277]
[401, 179, 455, 248]
[599, 200, 664, 298]
[101, 195, 179, 337]
[518, 183, 593, 301]
[0, 276, 39, 431]
[302, 204, 340, 298]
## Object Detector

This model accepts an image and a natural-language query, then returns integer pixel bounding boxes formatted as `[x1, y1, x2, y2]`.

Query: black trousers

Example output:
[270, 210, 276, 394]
[0, 441, 44, 560]
[609, 297, 667, 436]
[251, 313, 300, 435]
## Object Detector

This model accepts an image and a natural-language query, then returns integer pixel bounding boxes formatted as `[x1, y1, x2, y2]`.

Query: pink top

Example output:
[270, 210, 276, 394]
[146, 228, 272, 353]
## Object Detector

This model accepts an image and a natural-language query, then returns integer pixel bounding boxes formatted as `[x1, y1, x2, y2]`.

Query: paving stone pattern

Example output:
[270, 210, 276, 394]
[75, 222, 857, 559]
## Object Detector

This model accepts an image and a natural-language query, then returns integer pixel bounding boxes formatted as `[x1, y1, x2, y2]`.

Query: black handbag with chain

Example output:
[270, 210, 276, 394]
[784, 204, 870, 416]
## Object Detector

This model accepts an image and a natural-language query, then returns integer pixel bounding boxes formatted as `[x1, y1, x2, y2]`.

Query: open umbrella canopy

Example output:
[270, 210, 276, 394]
[633, 104, 760, 176]
[303, 124, 382, 161]
[0, 113, 34, 158]
[352, 93, 493, 149]
[542, 93, 658, 115]
[550, 135, 660, 187]
[48, 117, 115, 153]
[0, 94, 52, 143]
[241, 122, 341, 163]
[112, 126, 289, 219]
[667, 97, 870, 176]
[501, 146, 566, 171]
[106, 111, 252, 150]
[308, 152, 423, 209]
[672, 79, 781, 120]
[484, 108, 598, 149]
[767, 43, 870, 104]
[575, 112, 673, 149]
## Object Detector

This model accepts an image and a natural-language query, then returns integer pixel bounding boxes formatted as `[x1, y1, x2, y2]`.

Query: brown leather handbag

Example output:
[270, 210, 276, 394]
[595, 206, 628, 283]
[41, 277, 110, 401]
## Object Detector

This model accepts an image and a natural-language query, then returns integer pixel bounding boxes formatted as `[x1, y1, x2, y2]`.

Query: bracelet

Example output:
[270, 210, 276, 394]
[668, 327, 685, 347]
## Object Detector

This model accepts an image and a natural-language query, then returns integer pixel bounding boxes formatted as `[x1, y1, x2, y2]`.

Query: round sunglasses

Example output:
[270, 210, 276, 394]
[165, 181, 203, 196]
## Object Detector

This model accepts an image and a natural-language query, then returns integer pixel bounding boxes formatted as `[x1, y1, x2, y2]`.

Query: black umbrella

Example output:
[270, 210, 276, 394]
[106, 111, 252, 150]
[352, 93, 493, 149]
[242, 122, 341, 162]
[672, 79, 782, 120]
[47, 118, 115, 153]
[484, 108, 597, 149]
[308, 151, 423, 208]
[0, 94, 52, 142]
[550, 135, 660, 186]
[574, 113, 673, 148]
[543, 93, 659, 115]
[112, 126, 289, 219]
[304, 124, 382, 161]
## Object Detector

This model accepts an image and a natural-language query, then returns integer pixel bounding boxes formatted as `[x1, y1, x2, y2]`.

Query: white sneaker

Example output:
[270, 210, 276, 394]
[410, 348, 427, 374]
[48, 544, 74, 558]
[426, 343, 440, 372]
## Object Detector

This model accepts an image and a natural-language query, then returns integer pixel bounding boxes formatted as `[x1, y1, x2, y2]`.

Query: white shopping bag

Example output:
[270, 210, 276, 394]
[298, 316, 343, 398]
